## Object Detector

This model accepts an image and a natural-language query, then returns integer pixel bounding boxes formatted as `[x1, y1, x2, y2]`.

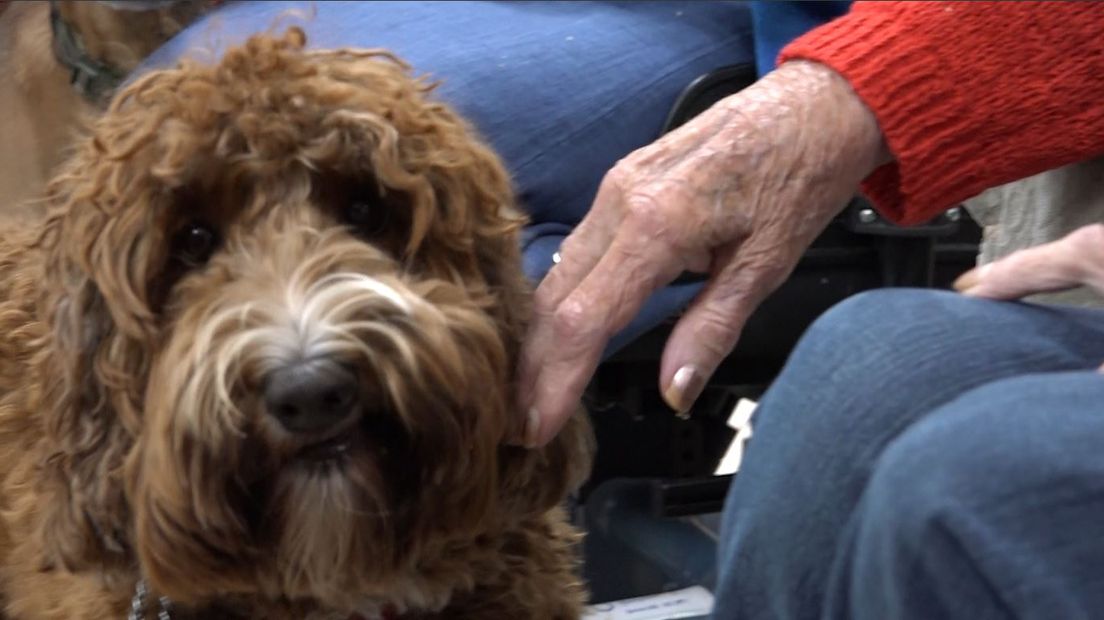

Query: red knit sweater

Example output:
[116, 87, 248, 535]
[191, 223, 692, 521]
[781, 1, 1104, 226]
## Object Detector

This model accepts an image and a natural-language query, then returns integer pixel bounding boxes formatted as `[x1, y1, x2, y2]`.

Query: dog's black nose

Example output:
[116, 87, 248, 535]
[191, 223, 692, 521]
[264, 359, 359, 433]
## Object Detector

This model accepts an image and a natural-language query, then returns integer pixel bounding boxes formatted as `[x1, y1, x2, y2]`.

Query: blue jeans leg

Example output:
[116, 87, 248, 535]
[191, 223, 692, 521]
[712, 289, 1104, 619]
[825, 371, 1104, 620]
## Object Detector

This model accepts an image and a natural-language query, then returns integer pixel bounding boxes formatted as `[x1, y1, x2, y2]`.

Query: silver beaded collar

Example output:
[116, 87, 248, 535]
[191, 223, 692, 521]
[128, 580, 173, 620]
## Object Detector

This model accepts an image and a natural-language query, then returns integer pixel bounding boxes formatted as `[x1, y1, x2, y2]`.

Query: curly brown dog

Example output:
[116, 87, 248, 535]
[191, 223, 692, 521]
[0, 28, 593, 620]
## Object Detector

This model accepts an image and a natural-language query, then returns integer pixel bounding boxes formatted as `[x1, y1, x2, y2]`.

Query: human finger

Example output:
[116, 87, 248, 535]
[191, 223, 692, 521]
[955, 224, 1104, 300]
[524, 217, 691, 446]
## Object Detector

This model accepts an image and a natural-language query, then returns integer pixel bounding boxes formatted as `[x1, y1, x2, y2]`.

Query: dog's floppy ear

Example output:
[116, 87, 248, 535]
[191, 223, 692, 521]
[475, 210, 595, 516]
[414, 114, 596, 516]
[36, 215, 134, 572]
[34, 135, 165, 572]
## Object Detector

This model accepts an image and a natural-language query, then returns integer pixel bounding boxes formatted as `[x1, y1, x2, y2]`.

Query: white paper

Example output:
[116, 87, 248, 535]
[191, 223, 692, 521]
[583, 586, 714, 620]
[713, 398, 757, 476]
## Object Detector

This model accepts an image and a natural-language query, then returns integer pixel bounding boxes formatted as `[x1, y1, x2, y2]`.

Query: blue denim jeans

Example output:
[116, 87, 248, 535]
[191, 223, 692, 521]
[713, 289, 1104, 619]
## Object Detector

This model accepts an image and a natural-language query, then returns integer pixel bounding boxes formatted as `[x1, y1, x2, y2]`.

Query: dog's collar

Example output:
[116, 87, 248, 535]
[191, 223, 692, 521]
[128, 579, 173, 620]
[126, 580, 401, 620]
[48, 1, 129, 105]
[48, 0, 222, 104]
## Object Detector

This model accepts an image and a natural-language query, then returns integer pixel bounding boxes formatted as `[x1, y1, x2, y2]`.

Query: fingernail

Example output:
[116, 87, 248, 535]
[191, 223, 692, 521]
[663, 365, 705, 416]
[523, 406, 541, 449]
[953, 264, 989, 293]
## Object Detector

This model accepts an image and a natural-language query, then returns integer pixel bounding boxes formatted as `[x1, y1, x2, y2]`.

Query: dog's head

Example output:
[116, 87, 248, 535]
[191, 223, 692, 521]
[34, 29, 591, 612]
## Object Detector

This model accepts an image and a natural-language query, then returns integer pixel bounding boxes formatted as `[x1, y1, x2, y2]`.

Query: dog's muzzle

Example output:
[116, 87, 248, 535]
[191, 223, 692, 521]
[263, 358, 360, 435]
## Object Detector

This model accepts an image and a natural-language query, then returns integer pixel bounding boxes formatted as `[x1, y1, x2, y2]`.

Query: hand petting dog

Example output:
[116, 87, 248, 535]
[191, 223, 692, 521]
[517, 60, 889, 448]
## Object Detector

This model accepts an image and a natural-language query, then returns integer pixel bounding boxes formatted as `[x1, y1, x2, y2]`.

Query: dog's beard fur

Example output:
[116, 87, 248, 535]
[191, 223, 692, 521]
[132, 208, 512, 608]
[0, 28, 592, 618]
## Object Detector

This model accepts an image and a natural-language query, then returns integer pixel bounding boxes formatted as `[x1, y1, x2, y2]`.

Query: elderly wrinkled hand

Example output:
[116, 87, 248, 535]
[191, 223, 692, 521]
[516, 61, 891, 447]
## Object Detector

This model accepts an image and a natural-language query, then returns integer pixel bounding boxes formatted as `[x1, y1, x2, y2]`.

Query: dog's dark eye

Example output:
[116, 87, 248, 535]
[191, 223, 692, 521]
[173, 221, 220, 266]
[344, 195, 389, 237]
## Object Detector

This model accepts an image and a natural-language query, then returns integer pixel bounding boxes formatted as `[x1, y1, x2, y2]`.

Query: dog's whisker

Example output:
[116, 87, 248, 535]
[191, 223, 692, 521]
[190, 302, 257, 363]
[308, 273, 418, 317]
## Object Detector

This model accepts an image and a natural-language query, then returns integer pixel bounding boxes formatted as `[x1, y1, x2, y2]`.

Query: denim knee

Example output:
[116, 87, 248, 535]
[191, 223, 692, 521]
[790, 288, 1100, 397]
[714, 290, 980, 620]
[862, 370, 1104, 526]
[796, 289, 966, 364]
[718, 296, 1104, 620]
[841, 371, 1104, 619]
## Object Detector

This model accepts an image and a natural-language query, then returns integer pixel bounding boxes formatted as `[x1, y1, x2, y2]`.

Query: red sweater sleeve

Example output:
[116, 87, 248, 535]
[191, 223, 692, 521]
[780, 2, 1104, 226]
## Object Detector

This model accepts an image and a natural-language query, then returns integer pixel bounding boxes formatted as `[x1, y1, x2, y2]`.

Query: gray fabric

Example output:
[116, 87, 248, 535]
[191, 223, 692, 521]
[964, 157, 1104, 307]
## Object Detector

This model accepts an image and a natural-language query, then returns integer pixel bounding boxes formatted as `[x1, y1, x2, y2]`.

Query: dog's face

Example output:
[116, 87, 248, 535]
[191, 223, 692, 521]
[34, 30, 589, 612]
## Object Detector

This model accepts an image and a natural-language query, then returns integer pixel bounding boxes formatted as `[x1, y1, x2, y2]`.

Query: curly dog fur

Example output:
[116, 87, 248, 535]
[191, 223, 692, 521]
[0, 0, 215, 217]
[0, 29, 593, 619]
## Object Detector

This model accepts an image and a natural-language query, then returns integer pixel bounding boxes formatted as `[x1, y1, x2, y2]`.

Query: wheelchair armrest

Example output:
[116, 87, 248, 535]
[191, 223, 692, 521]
[662, 63, 759, 133]
[649, 475, 733, 518]
[843, 197, 965, 238]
